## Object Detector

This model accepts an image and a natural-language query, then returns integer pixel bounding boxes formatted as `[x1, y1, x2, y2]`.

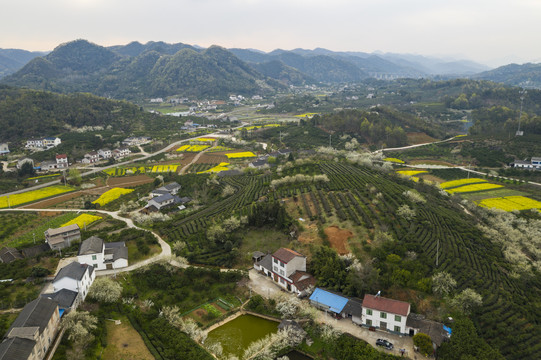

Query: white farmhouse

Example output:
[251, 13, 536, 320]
[97, 148, 112, 160]
[362, 294, 410, 335]
[52, 261, 95, 303]
[77, 236, 128, 270]
[254, 248, 315, 295]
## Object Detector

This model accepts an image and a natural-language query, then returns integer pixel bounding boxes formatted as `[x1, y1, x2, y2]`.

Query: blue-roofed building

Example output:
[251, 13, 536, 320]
[309, 288, 362, 323]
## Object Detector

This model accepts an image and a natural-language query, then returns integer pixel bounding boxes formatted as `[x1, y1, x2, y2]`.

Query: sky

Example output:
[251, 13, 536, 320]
[1, 0, 540, 67]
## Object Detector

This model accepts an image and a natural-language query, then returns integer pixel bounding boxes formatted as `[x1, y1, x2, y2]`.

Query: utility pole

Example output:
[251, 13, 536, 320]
[329, 134, 332, 148]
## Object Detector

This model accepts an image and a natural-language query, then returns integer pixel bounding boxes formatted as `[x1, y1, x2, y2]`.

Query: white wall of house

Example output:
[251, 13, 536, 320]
[286, 256, 306, 277]
[112, 258, 128, 269]
[362, 308, 408, 334]
[78, 252, 106, 270]
[53, 268, 95, 301]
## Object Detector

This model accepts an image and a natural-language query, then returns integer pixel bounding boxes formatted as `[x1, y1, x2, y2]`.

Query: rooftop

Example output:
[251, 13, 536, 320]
[362, 294, 410, 316]
[0, 337, 36, 360]
[54, 261, 92, 282]
[272, 248, 304, 264]
[309, 287, 349, 313]
[41, 289, 78, 309]
[78, 236, 104, 255]
[45, 224, 80, 237]
[9, 297, 58, 334]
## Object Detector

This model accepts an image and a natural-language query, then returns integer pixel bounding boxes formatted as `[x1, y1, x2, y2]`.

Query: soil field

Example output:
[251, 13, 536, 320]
[324, 225, 353, 255]
[406, 132, 437, 144]
[21, 191, 84, 209]
[195, 153, 228, 164]
[102, 316, 154, 360]
[107, 175, 154, 187]
[407, 159, 457, 166]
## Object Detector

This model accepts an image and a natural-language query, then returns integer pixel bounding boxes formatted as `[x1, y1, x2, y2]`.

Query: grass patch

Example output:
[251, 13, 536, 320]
[102, 315, 154, 360]
[238, 228, 293, 268]
[9, 212, 79, 248]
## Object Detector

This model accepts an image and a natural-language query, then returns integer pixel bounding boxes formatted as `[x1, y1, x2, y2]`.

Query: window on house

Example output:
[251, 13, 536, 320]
[366, 309, 373, 316]
[395, 315, 401, 322]
[93, 264, 97, 268]
[380, 312, 387, 319]
[366, 319, 372, 326]
[273, 258, 277, 264]
[394, 326, 401, 332]
[92, 255, 97, 260]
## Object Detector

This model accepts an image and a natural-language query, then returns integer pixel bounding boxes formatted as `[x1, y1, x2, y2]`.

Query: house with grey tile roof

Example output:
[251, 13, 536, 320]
[45, 224, 80, 251]
[52, 262, 95, 302]
[77, 237, 128, 270]
[0, 297, 61, 360]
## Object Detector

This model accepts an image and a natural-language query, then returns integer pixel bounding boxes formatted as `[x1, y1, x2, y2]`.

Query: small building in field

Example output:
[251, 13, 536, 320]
[0, 143, 9, 155]
[362, 294, 410, 335]
[150, 182, 181, 198]
[0, 297, 61, 360]
[52, 261, 95, 302]
[146, 193, 183, 210]
[0, 247, 23, 264]
[45, 224, 81, 251]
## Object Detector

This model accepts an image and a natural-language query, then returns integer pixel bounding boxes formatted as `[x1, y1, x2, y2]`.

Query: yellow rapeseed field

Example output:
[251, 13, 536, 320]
[384, 158, 405, 164]
[397, 170, 428, 176]
[61, 214, 102, 228]
[151, 165, 179, 173]
[197, 137, 216, 142]
[0, 185, 75, 209]
[176, 145, 209, 152]
[440, 178, 487, 189]
[294, 113, 319, 118]
[92, 188, 134, 206]
[197, 162, 230, 174]
[477, 196, 541, 212]
[445, 183, 503, 194]
[226, 152, 256, 159]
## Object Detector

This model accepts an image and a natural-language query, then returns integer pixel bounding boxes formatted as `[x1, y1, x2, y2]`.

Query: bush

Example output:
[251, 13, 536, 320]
[413, 333, 433, 356]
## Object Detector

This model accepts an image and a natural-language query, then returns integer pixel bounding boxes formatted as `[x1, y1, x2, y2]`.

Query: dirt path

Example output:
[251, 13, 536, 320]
[179, 146, 215, 175]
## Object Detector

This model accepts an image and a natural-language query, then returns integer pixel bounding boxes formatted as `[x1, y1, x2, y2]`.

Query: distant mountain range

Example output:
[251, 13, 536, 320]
[0, 49, 47, 78]
[2, 39, 540, 99]
[474, 63, 541, 88]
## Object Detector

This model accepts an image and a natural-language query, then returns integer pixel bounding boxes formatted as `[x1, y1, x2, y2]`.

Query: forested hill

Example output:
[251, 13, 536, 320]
[474, 62, 541, 89]
[0, 85, 161, 142]
[1, 40, 281, 99]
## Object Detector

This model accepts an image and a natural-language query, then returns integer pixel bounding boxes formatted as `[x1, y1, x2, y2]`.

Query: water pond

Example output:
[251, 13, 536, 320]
[206, 314, 279, 357]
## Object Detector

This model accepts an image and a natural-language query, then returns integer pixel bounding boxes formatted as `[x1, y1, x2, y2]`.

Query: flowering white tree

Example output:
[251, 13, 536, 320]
[88, 277, 122, 303]
[432, 272, 457, 297]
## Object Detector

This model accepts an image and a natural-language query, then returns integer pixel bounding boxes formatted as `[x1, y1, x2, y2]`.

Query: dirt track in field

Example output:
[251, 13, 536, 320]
[106, 175, 154, 187]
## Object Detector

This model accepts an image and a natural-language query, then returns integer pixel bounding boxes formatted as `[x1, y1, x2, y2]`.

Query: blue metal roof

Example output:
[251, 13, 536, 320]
[309, 288, 349, 313]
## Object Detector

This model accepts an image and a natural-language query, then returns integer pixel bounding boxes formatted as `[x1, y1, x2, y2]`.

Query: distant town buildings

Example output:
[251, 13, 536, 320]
[25, 137, 61, 150]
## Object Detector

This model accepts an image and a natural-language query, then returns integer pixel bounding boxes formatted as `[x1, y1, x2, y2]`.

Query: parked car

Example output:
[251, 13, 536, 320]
[376, 339, 393, 350]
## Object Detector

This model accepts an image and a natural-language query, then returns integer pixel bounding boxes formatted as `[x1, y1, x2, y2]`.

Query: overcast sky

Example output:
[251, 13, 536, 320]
[2, 0, 540, 67]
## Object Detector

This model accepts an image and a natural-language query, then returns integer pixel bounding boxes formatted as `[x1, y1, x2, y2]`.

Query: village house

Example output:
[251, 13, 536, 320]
[97, 148, 112, 160]
[510, 157, 541, 170]
[254, 248, 315, 295]
[150, 182, 181, 198]
[0, 297, 61, 360]
[309, 288, 363, 323]
[77, 236, 128, 270]
[25, 139, 44, 149]
[0, 143, 9, 155]
[406, 313, 452, 350]
[112, 147, 131, 159]
[55, 154, 68, 169]
[44, 224, 81, 251]
[25, 137, 61, 150]
[51, 261, 95, 303]
[362, 293, 410, 335]
[40, 289, 79, 315]
[81, 151, 99, 164]
[146, 193, 183, 211]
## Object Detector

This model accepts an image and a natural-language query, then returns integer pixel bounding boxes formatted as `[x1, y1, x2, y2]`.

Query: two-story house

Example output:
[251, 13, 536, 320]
[150, 182, 181, 198]
[255, 248, 315, 295]
[362, 294, 410, 335]
[55, 154, 68, 169]
[77, 236, 128, 270]
[43, 137, 61, 149]
[82, 151, 99, 164]
[45, 224, 81, 251]
[146, 193, 183, 211]
[97, 149, 112, 160]
[112, 147, 131, 159]
[0, 297, 61, 360]
[52, 261, 95, 302]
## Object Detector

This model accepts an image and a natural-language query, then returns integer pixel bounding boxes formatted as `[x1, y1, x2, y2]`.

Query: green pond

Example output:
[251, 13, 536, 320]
[206, 314, 279, 357]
